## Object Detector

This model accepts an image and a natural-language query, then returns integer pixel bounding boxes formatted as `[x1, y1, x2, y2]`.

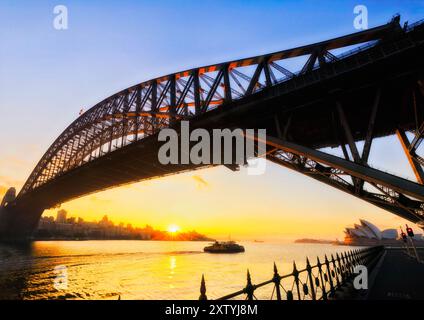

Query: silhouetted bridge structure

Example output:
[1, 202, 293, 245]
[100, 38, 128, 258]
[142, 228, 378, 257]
[2, 15, 424, 241]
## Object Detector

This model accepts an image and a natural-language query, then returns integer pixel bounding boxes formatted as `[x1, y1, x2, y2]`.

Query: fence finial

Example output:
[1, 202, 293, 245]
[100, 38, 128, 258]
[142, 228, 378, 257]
[245, 269, 254, 300]
[272, 262, 282, 300]
[293, 261, 298, 274]
[199, 274, 207, 300]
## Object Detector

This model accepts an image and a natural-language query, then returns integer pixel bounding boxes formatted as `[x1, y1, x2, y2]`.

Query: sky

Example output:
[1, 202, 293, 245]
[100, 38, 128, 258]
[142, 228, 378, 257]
[1, 0, 424, 240]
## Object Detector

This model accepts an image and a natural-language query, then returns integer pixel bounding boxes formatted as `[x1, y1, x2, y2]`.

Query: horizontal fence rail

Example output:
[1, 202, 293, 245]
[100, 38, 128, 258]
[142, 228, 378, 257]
[199, 246, 384, 300]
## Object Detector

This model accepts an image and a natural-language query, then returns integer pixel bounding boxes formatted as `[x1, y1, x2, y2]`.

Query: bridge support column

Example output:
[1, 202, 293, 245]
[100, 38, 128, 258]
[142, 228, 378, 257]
[0, 204, 44, 242]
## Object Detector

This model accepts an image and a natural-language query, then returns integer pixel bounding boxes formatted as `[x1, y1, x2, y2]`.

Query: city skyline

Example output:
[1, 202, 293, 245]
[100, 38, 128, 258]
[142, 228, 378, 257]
[38, 208, 213, 241]
[1, 1, 424, 241]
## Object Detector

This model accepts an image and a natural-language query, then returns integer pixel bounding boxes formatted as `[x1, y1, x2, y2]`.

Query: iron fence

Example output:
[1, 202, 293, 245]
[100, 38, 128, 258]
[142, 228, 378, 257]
[199, 246, 384, 300]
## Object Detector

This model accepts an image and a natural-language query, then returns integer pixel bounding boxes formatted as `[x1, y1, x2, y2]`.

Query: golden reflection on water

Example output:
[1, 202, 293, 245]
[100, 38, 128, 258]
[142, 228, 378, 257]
[0, 241, 360, 300]
[168, 256, 177, 287]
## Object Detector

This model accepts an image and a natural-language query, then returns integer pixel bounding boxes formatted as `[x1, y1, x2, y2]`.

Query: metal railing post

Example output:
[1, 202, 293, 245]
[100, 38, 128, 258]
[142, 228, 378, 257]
[245, 270, 254, 301]
[317, 257, 327, 300]
[331, 254, 341, 288]
[199, 274, 207, 300]
[293, 261, 301, 300]
[336, 253, 345, 283]
[273, 262, 282, 300]
[344, 252, 351, 278]
[306, 257, 317, 300]
[325, 254, 335, 297]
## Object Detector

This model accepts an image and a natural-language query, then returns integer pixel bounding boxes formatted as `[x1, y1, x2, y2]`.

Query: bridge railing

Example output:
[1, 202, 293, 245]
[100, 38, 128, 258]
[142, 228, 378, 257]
[273, 33, 415, 98]
[199, 246, 384, 300]
[405, 18, 424, 32]
[289, 16, 423, 79]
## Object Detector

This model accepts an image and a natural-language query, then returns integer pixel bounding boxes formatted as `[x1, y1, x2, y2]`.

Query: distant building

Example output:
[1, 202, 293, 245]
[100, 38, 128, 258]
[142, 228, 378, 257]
[66, 217, 76, 224]
[344, 219, 399, 245]
[344, 219, 424, 245]
[56, 209, 68, 224]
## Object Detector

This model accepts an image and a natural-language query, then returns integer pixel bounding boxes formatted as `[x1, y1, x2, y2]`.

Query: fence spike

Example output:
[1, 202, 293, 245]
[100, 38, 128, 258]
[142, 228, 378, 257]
[199, 274, 207, 300]
[317, 256, 327, 300]
[293, 261, 301, 299]
[246, 269, 254, 300]
[306, 256, 316, 300]
[273, 262, 282, 300]
[293, 261, 298, 273]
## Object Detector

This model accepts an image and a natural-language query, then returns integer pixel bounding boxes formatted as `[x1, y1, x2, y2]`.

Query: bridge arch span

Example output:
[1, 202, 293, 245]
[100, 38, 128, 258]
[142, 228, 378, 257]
[2, 16, 424, 241]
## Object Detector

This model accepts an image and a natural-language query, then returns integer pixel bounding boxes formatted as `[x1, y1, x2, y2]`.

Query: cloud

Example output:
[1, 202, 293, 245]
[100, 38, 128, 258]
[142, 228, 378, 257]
[192, 175, 209, 190]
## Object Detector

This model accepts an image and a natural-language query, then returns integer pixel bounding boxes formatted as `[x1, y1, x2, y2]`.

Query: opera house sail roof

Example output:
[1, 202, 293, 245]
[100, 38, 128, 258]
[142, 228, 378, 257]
[345, 219, 398, 240]
[344, 220, 423, 245]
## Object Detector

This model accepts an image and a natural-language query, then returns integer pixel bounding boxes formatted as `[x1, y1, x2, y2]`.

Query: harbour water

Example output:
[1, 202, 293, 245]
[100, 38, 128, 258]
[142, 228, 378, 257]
[0, 240, 360, 300]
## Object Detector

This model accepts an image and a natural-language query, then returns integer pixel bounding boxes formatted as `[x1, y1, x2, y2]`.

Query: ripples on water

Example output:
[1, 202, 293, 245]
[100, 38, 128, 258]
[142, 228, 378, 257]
[0, 241, 359, 300]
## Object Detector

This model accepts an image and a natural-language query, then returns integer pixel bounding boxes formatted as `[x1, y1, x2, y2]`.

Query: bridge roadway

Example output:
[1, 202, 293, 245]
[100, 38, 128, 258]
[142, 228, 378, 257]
[2, 17, 424, 241]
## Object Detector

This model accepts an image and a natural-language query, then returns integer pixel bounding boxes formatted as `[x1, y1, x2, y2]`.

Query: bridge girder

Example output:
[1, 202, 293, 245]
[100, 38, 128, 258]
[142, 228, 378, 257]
[261, 135, 424, 223]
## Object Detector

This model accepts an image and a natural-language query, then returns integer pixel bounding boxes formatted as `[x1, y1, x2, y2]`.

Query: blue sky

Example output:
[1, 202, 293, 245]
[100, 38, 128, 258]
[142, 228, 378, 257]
[1, 1, 424, 238]
[1, 0, 422, 154]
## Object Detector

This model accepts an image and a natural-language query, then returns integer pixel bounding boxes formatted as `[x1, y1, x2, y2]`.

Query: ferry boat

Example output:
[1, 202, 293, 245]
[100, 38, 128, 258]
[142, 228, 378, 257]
[203, 241, 245, 253]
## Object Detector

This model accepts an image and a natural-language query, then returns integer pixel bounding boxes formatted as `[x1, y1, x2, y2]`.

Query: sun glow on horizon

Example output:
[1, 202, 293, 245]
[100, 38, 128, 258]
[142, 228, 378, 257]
[167, 225, 181, 233]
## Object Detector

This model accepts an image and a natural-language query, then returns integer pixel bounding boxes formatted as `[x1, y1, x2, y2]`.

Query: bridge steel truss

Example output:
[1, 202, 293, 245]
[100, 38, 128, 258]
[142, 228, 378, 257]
[13, 16, 424, 227]
[19, 17, 403, 196]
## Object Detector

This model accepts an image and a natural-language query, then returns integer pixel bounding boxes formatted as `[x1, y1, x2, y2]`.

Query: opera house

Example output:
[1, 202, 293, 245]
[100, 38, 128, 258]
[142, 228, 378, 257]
[344, 219, 423, 246]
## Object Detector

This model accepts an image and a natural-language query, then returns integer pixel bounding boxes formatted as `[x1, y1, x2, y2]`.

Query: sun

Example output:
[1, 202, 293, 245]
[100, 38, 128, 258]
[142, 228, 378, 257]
[167, 224, 180, 233]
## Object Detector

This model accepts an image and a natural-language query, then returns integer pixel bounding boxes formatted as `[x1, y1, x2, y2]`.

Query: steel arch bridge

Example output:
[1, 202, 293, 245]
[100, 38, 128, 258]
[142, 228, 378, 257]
[2, 15, 424, 240]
